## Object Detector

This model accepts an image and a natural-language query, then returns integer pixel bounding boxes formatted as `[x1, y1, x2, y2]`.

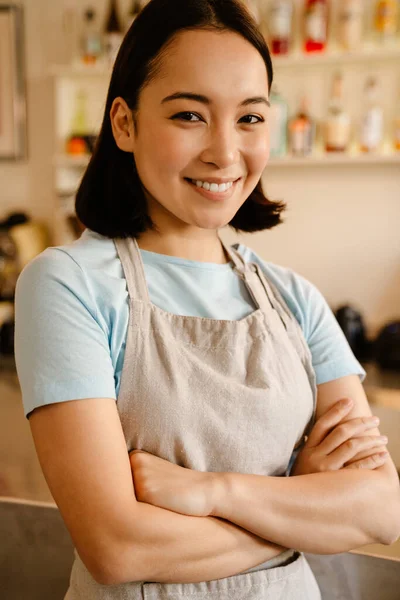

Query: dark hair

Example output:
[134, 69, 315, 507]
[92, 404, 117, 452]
[75, 0, 286, 239]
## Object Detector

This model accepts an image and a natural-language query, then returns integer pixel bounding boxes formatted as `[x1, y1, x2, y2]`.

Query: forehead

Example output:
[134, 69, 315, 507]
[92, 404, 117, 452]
[146, 29, 269, 101]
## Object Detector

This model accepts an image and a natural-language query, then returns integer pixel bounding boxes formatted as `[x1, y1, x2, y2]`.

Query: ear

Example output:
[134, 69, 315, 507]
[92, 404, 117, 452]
[110, 97, 136, 153]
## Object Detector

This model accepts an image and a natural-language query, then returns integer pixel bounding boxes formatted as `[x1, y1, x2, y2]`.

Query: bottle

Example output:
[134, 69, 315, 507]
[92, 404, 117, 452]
[269, 85, 288, 158]
[268, 0, 294, 55]
[81, 8, 102, 65]
[66, 90, 92, 155]
[337, 0, 364, 51]
[125, 0, 142, 32]
[104, 0, 123, 66]
[373, 0, 399, 43]
[359, 77, 384, 153]
[303, 0, 329, 53]
[324, 72, 351, 152]
[288, 96, 316, 157]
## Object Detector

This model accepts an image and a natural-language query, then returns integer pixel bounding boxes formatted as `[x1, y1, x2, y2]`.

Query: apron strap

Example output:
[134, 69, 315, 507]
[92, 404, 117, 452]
[113, 237, 151, 302]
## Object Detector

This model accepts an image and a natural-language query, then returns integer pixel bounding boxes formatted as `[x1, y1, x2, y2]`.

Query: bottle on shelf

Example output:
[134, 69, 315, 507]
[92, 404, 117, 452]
[81, 8, 102, 65]
[125, 0, 142, 32]
[359, 76, 384, 153]
[337, 0, 364, 51]
[303, 0, 329, 53]
[269, 85, 288, 158]
[288, 95, 316, 157]
[372, 0, 399, 44]
[66, 90, 96, 156]
[324, 72, 351, 152]
[267, 0, 294, 55]
[104, 0, 124, 66]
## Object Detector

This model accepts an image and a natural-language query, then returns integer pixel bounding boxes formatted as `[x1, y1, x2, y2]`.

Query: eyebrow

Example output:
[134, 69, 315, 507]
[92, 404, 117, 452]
[161, 91, 270, 108]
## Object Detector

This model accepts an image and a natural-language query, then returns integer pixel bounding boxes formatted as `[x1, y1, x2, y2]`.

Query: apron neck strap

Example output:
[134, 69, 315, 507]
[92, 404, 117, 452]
[114, 237, 151, 302]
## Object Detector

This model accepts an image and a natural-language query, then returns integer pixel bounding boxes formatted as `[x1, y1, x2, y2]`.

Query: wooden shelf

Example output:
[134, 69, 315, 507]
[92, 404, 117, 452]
[273, 44, 400, 68]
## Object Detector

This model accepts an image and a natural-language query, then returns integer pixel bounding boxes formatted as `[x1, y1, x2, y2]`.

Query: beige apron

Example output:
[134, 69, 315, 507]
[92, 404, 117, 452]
[65, 235, 321, 599]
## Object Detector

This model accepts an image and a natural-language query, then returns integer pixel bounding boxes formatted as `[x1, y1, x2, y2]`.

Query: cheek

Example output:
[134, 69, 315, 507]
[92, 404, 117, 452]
[245, 132, 270, 174]
[139, 124, 193, 179]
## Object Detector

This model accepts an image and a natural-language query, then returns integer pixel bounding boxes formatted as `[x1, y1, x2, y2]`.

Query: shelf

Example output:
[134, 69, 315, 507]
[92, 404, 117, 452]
[268, 152, 400, 167]
[54, 151, 400, 170]
[48, 43, 400, 79]
[49, 63, 112, 78]
[272, 44, 400, 68]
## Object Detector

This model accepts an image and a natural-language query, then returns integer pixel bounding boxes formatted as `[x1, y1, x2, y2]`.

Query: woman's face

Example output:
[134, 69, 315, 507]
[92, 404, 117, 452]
[131, 29, 270, 232]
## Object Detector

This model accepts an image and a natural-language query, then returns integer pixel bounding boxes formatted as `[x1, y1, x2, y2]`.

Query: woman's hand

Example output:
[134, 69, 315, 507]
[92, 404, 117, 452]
[129, 449, 218, 517]
[291, 397, 389, 476]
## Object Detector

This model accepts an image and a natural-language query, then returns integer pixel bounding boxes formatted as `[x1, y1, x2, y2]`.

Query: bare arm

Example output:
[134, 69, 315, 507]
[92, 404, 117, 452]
[209, 376, 400, 554]
[29, 397, 285, 586]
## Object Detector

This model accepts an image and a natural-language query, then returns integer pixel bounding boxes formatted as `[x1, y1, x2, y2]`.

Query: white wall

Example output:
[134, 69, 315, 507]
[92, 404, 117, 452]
[1, 0, 399, 338]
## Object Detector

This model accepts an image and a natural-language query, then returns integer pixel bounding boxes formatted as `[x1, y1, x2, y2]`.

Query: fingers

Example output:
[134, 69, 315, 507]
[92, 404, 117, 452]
[306, 398, 354, 447]
[324, 436, 388, 470]
[343, 452, 389, 470]
[318, 415, 380, 455]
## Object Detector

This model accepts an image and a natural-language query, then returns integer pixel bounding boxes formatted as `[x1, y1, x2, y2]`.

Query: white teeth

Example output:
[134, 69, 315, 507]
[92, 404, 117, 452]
[192, 179, 234, 193]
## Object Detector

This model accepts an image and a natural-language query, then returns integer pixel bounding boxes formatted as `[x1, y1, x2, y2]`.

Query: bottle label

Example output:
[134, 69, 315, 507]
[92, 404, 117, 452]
[269, 3, 293, 38]
[305, 4, 327, 43]
[360, 108, 383, 149]
[326, 115, 351, 149]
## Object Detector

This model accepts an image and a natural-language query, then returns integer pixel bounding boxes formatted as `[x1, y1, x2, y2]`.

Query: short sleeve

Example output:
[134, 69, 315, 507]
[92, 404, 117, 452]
[14, 249, 117, 419]
[291, 274, 366, 385]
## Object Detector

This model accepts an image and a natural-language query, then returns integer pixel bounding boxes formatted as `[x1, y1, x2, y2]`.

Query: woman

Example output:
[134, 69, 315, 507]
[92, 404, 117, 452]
[14, 0, 400, 598]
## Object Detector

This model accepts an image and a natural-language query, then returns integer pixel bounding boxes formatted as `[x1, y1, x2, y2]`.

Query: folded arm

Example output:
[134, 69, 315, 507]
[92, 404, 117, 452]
[210, 376, 400, 554]
[29, 397, 285, 587]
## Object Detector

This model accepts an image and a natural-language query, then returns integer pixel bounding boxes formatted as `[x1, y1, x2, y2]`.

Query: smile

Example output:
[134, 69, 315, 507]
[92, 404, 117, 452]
[184, 177, 241, 201]
[190, 179, 235, 193]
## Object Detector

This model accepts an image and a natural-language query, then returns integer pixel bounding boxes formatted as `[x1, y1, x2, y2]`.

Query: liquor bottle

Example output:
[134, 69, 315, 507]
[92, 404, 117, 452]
[337, 0, 364, 51]
[303, 0, 329, 53]
[373, 0, 399, 43]
[359, 77, 384, 153]
[125, 0, 142, 32]
[288, 95, 316, 156]
[81, 8, 102, 65]
[269, 85, 288, 158]
[66, 90, 93, 156]
[104, 0, 123, 65]
[268, 0, 294, 55]
[324, 72, 351, 152]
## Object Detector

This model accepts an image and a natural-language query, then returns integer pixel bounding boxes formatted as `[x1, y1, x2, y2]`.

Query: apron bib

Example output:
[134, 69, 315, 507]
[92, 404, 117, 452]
[65, 235, 320, 599]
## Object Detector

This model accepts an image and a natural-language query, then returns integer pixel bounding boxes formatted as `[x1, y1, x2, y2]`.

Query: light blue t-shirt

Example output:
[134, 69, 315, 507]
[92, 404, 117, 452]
[14, 228, 365, 419]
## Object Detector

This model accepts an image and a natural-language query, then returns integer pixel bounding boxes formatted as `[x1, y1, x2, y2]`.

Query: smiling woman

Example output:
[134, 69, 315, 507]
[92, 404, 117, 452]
[14, 0, 400, 599]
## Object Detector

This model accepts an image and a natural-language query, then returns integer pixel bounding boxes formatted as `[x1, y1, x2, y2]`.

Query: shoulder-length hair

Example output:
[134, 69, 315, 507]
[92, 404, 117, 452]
[75, 0, 285, 239]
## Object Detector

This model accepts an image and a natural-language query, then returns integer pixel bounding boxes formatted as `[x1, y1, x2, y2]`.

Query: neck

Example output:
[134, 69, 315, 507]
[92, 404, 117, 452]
[136, 229, 230, 264]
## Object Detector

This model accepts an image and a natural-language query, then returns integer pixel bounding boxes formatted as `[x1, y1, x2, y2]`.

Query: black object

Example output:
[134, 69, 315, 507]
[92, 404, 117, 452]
[373, 321, 400, 371]
[335, 304, 370, 361]
[0, 319, 15, 356]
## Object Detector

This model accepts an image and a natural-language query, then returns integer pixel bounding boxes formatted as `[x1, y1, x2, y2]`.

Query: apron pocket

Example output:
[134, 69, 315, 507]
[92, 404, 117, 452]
[142, 551, 321, 600]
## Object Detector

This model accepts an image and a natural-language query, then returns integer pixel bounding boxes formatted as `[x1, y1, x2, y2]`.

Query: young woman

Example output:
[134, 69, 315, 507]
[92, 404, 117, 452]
[14, 0, 400, 598]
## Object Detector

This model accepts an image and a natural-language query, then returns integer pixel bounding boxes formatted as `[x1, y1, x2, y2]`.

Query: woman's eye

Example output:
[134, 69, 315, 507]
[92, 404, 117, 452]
[240, 115, 265, 125]
[171, 112, 202, 122]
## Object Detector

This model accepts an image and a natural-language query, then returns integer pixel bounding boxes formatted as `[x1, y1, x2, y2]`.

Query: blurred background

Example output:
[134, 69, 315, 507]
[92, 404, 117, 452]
[0, 0, 399, 592]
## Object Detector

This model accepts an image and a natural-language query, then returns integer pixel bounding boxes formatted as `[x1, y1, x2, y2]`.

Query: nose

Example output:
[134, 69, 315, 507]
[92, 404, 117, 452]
[199, 124, 240, 170]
